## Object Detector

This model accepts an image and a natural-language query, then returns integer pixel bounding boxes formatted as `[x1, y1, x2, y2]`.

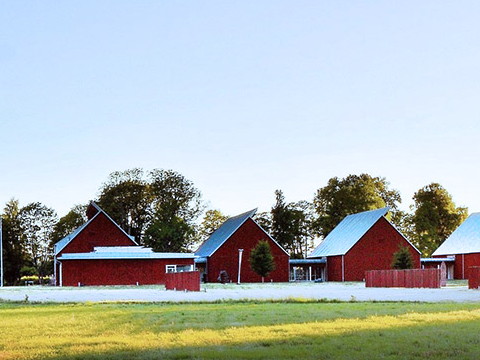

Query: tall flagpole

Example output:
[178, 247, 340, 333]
[0, 217, 3, 287]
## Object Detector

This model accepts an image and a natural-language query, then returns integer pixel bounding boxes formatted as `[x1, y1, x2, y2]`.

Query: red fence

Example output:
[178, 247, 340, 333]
[468, 267, 480, 289]
[365, 269, 442, 288]
[165, 271, 201, 292]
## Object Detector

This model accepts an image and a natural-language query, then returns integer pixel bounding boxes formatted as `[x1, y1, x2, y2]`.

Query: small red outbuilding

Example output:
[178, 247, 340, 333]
[54, 202, 196, 286]
[195, 209, 290, 283]
[308, 207, 421, 282]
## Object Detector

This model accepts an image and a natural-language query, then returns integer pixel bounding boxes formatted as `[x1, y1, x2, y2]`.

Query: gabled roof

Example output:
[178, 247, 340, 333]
[54, 202, 137, 256]
[309, 207, 390, 258]
[195, 209, 257, 257]
[432, 213, 480, 256]
[54, 220, 92, 256]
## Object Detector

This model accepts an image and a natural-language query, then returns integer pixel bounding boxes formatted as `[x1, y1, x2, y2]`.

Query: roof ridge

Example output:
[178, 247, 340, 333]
[344, 206, 390, 217]
[230, 208, 257, 219]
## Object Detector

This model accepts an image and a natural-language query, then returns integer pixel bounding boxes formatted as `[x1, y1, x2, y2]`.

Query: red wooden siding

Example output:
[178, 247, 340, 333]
[435, 253, 480, 279]
[206, 218, 289, 283]
[453, 253, 480, 280]
[327, 218, 421, 281]
[61, 258, 194, 286]
[468, 267, 480, 289]
[422, 262, 441, 269]
[365, 269, 442, 288]
[59, 212, 137, 255]
[326, 256, 343, 282]
[165, 271, 201, 291]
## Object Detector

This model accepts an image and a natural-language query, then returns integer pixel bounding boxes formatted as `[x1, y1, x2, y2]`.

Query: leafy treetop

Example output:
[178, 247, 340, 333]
[313, 174, 401, 237]
[411, 183, 467, 256]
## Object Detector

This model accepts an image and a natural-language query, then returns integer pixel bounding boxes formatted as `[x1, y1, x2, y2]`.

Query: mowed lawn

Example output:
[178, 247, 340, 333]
[1, 301, 480, 359]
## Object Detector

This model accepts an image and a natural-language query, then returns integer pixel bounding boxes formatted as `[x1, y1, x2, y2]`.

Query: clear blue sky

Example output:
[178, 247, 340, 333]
[1, 1, 479, 217]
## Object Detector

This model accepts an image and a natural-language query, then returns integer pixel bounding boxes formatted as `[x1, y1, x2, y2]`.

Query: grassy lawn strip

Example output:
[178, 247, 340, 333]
[1, 301, 480, 359]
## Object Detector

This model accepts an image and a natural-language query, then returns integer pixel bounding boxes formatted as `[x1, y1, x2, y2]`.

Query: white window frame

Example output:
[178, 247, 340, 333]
[166, 265, 177, 273]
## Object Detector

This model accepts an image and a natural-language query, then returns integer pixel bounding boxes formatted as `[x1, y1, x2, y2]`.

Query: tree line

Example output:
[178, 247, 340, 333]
[1, 169, 468, 285]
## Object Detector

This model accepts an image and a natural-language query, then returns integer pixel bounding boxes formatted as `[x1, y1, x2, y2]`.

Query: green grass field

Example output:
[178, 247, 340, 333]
[1, 300, 480, 359]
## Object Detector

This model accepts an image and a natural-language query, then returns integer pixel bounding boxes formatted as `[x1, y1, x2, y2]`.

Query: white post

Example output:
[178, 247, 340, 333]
[0, 218, 3, 287]
[341, 255, 345, 282]
[325, 258, 328, 281]
[53, 256, 57, 286]
[59, 262, 63, 287]
[237, 249, 244, 284]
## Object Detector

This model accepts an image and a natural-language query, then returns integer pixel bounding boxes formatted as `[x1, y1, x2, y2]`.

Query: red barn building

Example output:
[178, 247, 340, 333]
[432, 212, 480, 280]
[308, 207, 421, 281]
[54, 202, 196, 286]
[195, 209, 290, 283]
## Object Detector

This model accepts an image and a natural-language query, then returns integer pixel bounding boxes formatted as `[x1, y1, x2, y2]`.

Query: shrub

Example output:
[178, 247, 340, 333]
[392, 245, 414, 269]
[249, 240, 276, 282]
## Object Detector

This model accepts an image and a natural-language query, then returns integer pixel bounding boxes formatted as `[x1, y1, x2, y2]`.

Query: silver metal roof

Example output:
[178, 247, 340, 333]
[432, 213, 480, 256]
[195, 209, 257, 257]
[308, 207, 390, 257]
[195, 208, 289, 258]
[194, 257, 208, 263]
[421, 257, 455, 262]
[54, 220, 92, 255]
[289, 258, 326, 265]
[57, 246, 196, 260]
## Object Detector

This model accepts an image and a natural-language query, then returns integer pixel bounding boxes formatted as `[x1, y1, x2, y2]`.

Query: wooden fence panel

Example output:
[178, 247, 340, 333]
[468, 267, 480, 290]
[165, 271, 201, 291]
[365, 269, 441, 288]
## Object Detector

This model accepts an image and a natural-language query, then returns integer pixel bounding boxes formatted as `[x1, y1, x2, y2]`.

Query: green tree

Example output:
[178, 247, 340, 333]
[96, 168, 203, 251]
[149, 169, 203, 222]
[390, 210, 418, 246]
[144, 169, 204, 252]
[249, 240, 276, 282]
[196, 209, 228, 244]
[19, 203, 58, 283]
[411, 183, 468, 256]
[313, 174, 401, 237]
[253, 211, 272, 232]
[144, 215, 194, 252]
[289, 200, 316, 258]
[271, 190, 295, 253]
[270, 190, 315, 258]
[52, 204, 88, 242]
[392, 245, 414, 269]
[1, 199, 25, 285]
[97, 168, 151, 242]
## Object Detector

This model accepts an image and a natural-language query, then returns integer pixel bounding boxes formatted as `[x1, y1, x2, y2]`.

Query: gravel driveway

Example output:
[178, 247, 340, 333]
[1, 282, 480, 303]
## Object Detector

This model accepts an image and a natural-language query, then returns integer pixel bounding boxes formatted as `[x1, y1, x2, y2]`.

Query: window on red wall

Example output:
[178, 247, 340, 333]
[166, 264, 193, 273]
